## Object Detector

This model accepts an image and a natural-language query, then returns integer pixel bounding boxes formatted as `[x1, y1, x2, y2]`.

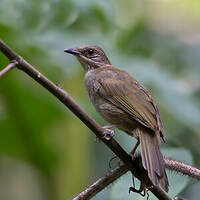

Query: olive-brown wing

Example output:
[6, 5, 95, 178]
[98, 70, 158, 132]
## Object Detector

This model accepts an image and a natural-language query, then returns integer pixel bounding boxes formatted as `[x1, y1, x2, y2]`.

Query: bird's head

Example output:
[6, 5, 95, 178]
[64, 45, 111, 71]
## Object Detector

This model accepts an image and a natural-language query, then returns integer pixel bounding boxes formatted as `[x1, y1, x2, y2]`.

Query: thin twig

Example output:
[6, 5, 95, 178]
[72, 164, 128, 200]
[0, 60, 18, 77]
[165, 157, 200, 180]
[0, 39, 173, 200]
[72, 156, 199, 200]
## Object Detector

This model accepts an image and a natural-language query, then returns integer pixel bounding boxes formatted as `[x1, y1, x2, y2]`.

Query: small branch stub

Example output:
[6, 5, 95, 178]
[0, 60, 18, 78]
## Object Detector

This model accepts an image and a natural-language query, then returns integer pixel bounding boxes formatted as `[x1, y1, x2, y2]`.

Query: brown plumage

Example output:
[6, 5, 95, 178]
[64, 45, 169, 192]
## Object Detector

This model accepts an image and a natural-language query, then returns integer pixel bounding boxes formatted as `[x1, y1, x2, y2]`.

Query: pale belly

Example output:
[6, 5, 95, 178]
[95, 101, 139, 136]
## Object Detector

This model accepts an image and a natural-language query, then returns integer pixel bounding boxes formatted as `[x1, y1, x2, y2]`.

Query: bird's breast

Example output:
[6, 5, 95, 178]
[84, 69, 138, 135]
[84, 70, 101, 104]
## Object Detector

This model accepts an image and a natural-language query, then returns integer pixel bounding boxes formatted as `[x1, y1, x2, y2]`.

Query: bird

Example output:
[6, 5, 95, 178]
[64, 45, 169, 192]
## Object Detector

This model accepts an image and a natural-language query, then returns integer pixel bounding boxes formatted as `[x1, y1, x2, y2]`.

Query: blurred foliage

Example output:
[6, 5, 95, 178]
[0, 0, 200, 200]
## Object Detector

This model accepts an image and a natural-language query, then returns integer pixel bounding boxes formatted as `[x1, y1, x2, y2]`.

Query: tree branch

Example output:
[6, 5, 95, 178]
[72, 164, 128, 200]
[0, 39, 173, 200]
[72, 156, 199, 200]
[165, 157, 200, 180]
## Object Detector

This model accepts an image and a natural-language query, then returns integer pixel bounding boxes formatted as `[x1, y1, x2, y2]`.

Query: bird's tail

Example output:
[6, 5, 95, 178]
[139, 129, 169, 192]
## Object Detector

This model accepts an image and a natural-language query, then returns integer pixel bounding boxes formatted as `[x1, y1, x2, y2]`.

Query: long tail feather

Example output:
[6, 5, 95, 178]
[139, 129, 169, 192]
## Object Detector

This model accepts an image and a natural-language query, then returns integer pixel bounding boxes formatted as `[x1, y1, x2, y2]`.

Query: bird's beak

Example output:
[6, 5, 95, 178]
[64, 48, 80, 55]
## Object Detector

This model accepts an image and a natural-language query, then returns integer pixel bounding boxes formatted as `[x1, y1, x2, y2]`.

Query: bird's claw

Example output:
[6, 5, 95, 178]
[129, 186, 145, 197]
[102, 128, 115, 140]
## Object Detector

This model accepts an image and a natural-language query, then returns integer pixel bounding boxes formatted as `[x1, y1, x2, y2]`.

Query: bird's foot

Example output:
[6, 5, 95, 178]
[95, 125, 115, 142]
[129, 177, 146, 197]
[129, 186, 145, 197]
[102, 125, 115, 140]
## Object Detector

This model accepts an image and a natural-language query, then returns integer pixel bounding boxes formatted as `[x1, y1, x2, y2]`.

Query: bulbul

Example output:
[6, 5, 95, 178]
[64, 45, 169, 192]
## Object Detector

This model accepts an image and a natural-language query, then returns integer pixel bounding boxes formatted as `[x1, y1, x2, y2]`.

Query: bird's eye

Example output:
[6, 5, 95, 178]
[88, 49, 94, 56]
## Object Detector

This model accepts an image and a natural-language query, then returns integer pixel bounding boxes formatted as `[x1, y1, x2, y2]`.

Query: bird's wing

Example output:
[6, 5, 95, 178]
[97, 67, 165, 139]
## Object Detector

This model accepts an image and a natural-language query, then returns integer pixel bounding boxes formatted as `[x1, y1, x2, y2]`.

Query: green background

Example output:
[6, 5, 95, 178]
[0, 0, 200, 199]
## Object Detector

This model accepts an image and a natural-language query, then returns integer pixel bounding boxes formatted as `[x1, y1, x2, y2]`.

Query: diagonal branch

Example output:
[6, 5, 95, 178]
[0, 39, 172, 200]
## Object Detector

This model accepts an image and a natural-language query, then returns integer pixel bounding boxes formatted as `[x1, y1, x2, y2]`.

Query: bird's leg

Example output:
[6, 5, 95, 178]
[129, 139, 146, 197]
[102, 124, 115, 140]
[130, 139, 140, 159]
